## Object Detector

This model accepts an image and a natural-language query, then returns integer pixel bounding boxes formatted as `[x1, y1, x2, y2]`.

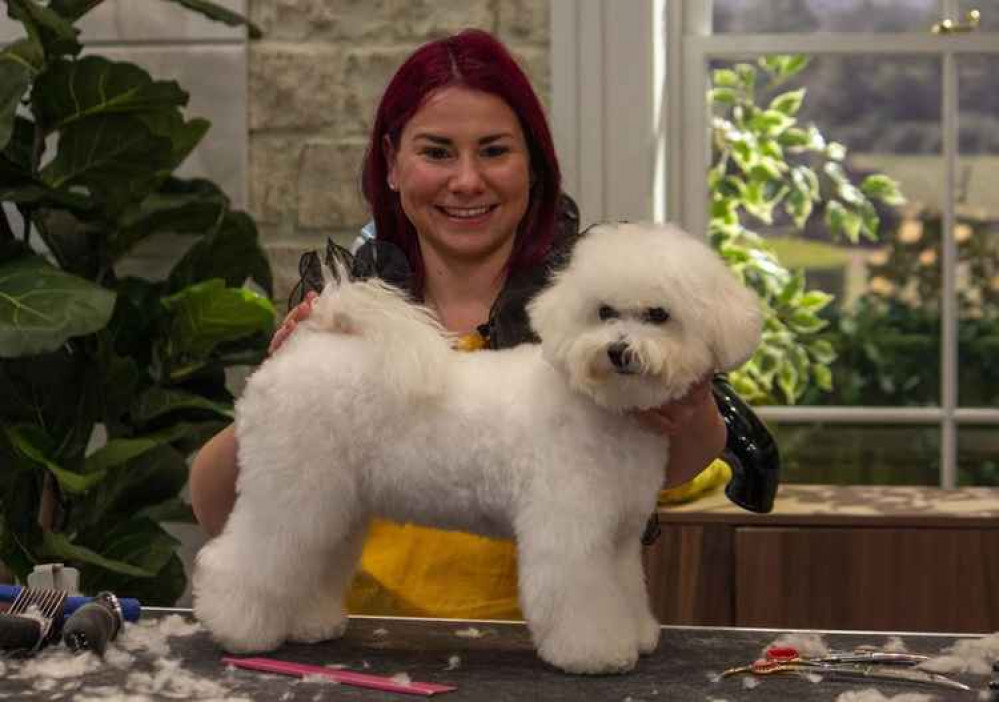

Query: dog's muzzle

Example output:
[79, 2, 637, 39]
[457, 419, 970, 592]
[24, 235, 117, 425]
[607, 342, 637, 374]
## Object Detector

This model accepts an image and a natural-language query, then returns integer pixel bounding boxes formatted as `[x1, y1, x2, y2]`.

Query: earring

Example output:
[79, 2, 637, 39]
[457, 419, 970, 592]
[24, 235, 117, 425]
[388, 178, 398, 192]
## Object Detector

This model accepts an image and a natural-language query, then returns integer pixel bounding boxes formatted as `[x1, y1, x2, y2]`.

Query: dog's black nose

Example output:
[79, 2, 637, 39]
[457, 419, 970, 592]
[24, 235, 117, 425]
[607, 342, 630, 369]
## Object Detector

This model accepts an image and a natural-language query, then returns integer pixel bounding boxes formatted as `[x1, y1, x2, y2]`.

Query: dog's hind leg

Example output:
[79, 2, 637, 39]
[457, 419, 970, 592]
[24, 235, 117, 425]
[286, 519, 368, 644]
[616, 534, 661, 655]
[517, 523, 639, 674]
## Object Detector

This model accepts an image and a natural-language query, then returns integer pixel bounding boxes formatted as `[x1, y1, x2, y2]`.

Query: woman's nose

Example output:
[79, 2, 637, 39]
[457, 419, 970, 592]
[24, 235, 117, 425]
[449, 156, 485, 193]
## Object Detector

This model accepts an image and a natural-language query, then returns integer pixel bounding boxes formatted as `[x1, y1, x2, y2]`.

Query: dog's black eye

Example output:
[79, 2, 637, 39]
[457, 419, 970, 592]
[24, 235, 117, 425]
[598, 305, 619, 321]
[645, 307, 670, 324]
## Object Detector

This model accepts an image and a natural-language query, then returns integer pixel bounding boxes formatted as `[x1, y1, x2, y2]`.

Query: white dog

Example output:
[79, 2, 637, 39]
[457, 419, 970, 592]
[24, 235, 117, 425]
[193, 222, 762, 674]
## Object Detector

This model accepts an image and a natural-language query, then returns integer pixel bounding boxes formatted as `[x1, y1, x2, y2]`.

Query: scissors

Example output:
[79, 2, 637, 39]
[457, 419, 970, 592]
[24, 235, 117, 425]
[722, 645, 970, 692]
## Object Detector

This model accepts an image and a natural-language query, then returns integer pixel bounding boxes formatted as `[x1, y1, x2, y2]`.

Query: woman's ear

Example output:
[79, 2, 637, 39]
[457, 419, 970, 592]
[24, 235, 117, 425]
[383, 135, 399, 191]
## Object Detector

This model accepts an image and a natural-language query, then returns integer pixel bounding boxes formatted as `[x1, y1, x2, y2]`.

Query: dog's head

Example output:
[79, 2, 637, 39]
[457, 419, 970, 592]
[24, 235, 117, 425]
[527, 222, 762, 411]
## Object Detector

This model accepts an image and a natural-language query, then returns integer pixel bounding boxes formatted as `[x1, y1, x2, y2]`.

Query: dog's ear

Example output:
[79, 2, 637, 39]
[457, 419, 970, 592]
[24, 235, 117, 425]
[526, 274, 565, 350]
[706, 269, 763, 372]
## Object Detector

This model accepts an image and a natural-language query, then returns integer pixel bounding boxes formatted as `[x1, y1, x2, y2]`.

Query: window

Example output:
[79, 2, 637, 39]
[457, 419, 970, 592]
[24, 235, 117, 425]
[552, 1, 999, 487]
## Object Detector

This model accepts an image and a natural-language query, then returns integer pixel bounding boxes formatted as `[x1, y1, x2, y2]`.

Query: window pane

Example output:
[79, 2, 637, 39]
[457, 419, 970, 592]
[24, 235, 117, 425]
[958, 425, 999, 486]
[712, 0, 941, 34]
[773, 422, 939, 484]
[957, 54, 999, 408]
[708, 56, 941, 407]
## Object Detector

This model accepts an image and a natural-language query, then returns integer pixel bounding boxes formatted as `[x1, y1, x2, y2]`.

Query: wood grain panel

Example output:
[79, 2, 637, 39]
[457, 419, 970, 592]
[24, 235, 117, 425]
[642, 524, 734, 625]
[734, 527, 999, 632]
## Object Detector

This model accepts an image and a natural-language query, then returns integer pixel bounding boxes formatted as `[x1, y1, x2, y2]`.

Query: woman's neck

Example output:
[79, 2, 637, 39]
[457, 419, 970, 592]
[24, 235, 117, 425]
[420, 243, 513, 335]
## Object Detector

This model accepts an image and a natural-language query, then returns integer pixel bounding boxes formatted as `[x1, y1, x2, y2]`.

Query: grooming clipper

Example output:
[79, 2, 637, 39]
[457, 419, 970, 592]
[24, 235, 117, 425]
[62, 591, 123, 656]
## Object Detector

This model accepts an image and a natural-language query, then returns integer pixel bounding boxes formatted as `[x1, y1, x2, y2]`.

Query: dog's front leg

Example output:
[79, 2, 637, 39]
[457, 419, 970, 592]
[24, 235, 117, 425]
[518, 528, 640, 674]
[616, 532, 661, 655]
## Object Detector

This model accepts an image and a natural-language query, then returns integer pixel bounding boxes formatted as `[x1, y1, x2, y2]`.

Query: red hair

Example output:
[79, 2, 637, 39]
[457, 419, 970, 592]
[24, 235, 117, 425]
[361, 29, 562, 293]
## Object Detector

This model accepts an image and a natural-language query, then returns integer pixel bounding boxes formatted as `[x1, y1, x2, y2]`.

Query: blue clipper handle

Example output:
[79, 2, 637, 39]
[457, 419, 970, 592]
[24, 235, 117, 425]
[0, 585, 141, 622]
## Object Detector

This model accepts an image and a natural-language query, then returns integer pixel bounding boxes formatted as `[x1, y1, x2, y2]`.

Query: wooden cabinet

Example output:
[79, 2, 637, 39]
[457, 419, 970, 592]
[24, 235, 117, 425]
[642, 485, 999, 633]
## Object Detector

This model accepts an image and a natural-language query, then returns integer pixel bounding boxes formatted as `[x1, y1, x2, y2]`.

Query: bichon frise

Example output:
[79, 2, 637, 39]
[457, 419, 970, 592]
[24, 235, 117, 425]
[193, 222, 762, 674]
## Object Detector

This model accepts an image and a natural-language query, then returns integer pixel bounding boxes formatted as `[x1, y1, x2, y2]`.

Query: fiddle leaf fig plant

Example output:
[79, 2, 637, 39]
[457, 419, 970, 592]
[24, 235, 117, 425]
[710, 55, 905, 404]
[0, 0, 269, 605]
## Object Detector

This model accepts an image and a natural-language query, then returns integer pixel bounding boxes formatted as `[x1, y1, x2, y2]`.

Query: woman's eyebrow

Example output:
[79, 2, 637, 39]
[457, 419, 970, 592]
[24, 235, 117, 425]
[411, 133, 514, 145]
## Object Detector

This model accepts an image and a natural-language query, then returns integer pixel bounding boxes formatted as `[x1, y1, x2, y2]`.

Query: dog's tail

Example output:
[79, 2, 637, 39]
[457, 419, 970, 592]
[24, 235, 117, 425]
[305, 265, 453, 400]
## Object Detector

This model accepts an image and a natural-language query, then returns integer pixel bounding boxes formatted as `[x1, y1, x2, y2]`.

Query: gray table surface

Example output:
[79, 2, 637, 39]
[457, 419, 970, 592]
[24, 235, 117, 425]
[1, 608, 992, 701]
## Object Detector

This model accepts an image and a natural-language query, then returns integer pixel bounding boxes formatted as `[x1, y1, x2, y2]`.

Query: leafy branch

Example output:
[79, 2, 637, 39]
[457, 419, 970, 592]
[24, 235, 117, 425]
[710, 55, 905, 404]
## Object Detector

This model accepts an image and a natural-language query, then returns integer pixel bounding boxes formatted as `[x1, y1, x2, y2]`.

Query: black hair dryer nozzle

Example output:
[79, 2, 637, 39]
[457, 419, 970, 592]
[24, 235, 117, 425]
[712, 375, 780, 514]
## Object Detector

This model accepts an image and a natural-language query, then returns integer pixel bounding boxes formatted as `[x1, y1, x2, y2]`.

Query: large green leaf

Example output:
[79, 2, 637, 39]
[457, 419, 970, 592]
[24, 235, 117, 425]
[40, 115, 175, 215]
[3, 424, 107, 493]
[0, 39, 44, 150]
[0, 347, 102, 462]
[162, 279, 274, 359]
[32, 56, 188, 133]
[161, 0, 263, 38]
[0, 181, 93, 211]
[132, 386, 234, 424]
[0, 255, 115, 357]
[138, 109, 210, 173]
[110, 177, 228, 261]
[6, 0, 82, 58]
[169, 210, 274, 297]
[76, 444, 189, 531]
[30, 209, 105, 279]
[48, 0, 106, 21]
[83, 436, 160, 474]
[41, 531, 155, 577]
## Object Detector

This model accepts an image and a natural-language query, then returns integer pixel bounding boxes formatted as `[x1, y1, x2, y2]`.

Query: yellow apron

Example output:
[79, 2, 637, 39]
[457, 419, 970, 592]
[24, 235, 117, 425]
[345, 330, 731, 620]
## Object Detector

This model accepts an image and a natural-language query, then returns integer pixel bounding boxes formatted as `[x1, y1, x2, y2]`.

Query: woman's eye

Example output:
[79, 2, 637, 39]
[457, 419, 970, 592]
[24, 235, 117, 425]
[598, 305, 619, 321]
[481, 145, 510, 158]
[645, 307, 670, 324]
[421, 147, 450, 160]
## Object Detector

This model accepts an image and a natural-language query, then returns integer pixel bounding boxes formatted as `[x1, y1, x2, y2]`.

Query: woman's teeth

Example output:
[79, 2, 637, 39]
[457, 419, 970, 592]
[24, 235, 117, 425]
[440, 206, 492, 219]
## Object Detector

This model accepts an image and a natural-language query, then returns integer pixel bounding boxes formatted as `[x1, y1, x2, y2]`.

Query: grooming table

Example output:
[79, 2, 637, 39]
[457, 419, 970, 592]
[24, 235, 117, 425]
[0, 609, 991, 700]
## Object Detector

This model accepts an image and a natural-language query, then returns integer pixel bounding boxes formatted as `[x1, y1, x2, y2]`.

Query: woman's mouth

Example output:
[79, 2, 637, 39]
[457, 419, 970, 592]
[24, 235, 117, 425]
[436, 205, 498, 220]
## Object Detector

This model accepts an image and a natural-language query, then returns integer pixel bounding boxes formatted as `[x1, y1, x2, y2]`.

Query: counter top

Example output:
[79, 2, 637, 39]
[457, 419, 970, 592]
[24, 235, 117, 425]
[1, 609, 992, 700]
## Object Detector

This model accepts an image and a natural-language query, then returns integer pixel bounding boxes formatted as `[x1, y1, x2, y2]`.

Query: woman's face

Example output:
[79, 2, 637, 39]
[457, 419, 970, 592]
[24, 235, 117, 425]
[387, 86, 532, 266]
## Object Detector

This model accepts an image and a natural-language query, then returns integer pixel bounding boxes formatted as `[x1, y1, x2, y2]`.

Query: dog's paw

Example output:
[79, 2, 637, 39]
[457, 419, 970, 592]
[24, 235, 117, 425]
[287, 611, 348, 644]
[537, 630, 638, 675]
[193, 549, 288, 653]
[636, 617, 661, 655]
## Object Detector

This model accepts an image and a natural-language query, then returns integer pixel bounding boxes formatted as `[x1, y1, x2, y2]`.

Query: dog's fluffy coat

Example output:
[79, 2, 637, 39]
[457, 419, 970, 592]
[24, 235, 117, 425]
[193, 222, 762, 674]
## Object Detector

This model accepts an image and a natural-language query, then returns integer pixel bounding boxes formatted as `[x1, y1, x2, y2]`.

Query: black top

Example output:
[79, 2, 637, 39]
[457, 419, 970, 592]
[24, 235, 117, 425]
[290, 194, 581, 350]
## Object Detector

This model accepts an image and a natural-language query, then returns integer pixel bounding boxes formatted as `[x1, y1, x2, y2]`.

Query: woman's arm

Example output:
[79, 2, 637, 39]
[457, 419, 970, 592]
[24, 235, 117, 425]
[189, 423, 239, 538]
[632, 376, 727, 489]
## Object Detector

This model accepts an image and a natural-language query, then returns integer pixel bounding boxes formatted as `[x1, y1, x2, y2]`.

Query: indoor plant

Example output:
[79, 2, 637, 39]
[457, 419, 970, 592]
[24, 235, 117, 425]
[0, 0, 269, 604]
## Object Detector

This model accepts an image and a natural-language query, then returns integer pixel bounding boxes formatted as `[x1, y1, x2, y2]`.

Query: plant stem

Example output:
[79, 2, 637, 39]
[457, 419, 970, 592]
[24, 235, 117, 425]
[38, 472, 58, 532]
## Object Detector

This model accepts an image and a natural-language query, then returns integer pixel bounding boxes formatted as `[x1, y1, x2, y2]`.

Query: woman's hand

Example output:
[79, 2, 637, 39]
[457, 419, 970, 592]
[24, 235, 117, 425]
[632, 375, 713, 436]
[268, 290, 318, 355]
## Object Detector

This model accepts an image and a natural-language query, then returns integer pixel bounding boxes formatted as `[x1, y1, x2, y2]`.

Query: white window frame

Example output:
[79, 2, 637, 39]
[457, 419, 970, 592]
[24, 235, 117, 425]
[551, 0, 999, 488]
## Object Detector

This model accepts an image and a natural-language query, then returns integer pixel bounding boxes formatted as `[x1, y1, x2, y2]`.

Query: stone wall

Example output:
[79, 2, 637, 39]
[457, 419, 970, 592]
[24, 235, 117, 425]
[246, 0, 552, 308]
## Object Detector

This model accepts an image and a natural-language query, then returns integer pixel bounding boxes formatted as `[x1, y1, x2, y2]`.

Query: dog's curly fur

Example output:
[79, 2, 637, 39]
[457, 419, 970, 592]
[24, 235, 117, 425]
[193, 222, 762, 674]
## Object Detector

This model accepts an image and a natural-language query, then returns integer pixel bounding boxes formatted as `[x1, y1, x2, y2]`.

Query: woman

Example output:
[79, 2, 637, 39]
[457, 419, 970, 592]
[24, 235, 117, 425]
[190, 29, 774, 620]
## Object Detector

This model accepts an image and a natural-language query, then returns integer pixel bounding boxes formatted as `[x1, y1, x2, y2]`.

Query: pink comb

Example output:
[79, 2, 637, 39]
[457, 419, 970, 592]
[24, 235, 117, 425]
[222, 656, 457, 696]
